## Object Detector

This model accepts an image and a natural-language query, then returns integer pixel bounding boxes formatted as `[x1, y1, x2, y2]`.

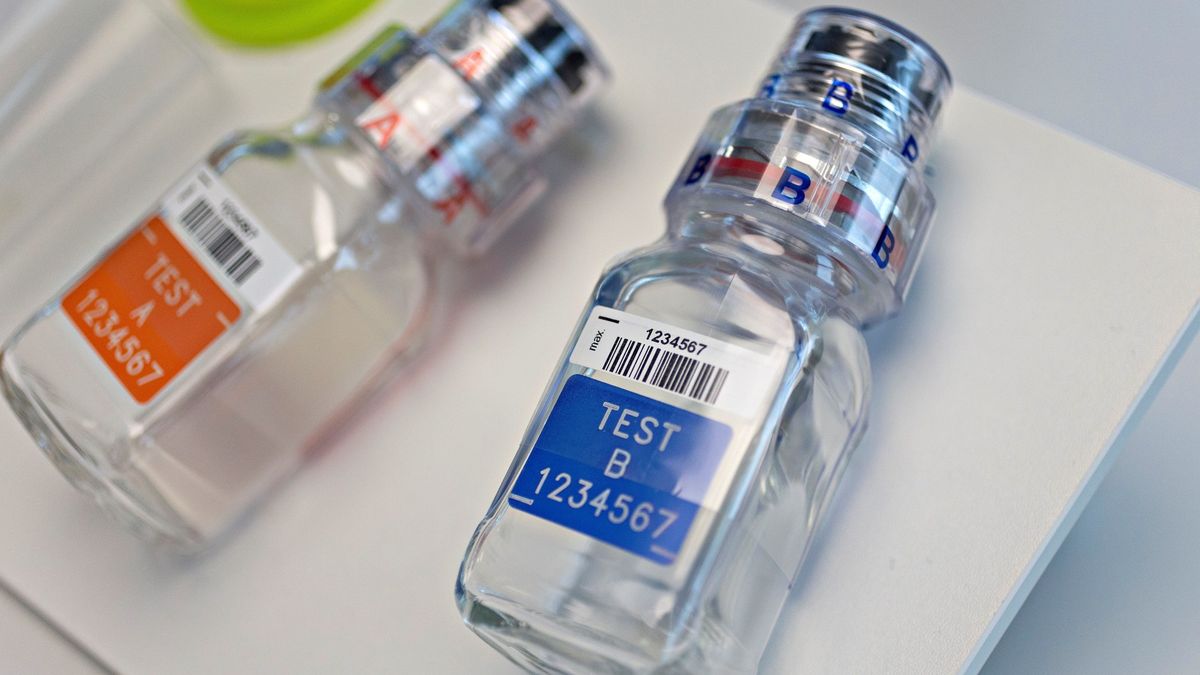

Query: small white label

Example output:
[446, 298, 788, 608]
[161, 165, 301, 312]
[355, 56, 481, 171]
[569, 307, 781, 418]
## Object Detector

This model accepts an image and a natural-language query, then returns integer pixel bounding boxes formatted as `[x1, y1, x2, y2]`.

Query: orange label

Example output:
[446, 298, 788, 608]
[63, 216, 241, 404]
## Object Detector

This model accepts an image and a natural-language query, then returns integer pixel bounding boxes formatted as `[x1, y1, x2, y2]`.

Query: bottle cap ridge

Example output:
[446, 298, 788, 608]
[667, 8, 952, 322]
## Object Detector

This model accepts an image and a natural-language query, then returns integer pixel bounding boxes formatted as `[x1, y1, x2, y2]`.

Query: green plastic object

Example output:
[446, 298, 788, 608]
[182, 0, 380, 47]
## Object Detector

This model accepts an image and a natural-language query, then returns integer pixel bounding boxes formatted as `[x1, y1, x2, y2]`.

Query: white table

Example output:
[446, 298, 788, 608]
[0, 586, 99, 675]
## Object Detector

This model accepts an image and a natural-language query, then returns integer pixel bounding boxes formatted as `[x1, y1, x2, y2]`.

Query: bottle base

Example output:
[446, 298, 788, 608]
[0, 348, 205, 551]
[456, 576, 747, 675]
[457, 583, 651, 675]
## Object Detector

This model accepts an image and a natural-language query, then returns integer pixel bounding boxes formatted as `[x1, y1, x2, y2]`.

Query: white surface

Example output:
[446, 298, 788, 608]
[1, 2, 1200, 674]
[982, 328, 1200, 673]
[0, 587, 103, 675]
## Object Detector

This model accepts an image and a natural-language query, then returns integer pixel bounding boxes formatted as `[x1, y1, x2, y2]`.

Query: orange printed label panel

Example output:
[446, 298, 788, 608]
[62, 216, 241, 404]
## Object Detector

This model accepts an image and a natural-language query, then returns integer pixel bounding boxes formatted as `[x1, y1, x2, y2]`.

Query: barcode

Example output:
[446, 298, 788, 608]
[601, 336, 730, 405]
[179, 198, 262, 285]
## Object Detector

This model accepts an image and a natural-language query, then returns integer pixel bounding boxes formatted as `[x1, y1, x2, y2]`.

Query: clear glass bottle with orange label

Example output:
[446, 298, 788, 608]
[0, 0, 606, 550]
[457, 8, 950, 673]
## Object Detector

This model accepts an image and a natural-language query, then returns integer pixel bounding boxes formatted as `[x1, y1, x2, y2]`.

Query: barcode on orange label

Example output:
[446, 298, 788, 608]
[161, 166, 300, 311]
[63, 216, 241, 404]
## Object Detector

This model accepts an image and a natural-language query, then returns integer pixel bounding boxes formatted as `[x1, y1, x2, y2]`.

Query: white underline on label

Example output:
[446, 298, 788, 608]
[216, 312, 233, 328]
[650, 545, 675, 559]
[141, 227, 158, 244]
[509, 494, 535, 505]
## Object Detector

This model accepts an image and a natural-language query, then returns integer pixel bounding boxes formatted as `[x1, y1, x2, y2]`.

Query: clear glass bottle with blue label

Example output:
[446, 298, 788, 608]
[0, 0, 606, 550]
[457, 8, 951, 673]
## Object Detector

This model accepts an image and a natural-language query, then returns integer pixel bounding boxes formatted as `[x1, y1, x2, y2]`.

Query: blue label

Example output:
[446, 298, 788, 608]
[508, 375, 732, 564]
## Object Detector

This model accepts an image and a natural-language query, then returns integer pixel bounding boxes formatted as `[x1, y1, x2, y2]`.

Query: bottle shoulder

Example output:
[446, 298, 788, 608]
[595, 237, 865, 350]
[593, 238, 811, 357]
[197, 112, 422, 263]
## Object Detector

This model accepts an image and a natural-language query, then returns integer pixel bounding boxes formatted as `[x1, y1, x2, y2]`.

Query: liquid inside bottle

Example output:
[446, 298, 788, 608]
[0, 0, 606, 550]
[457, 8, 951, 673]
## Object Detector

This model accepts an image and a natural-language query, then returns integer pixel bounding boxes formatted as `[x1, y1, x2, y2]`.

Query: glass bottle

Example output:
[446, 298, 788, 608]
[0, 0, 607, 551]
[457, 8, 951, 673]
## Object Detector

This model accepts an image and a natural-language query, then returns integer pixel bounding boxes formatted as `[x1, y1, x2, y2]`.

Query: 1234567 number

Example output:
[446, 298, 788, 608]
[644, 329, 707, 354]
[73, 289, 166, 388]
[533, 467, 679, 539]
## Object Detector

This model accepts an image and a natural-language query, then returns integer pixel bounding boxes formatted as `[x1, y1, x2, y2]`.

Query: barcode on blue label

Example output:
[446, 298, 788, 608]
[179, 198, 262, 285]
[569, 307, 783, 418]
[601, 336, 729, 405]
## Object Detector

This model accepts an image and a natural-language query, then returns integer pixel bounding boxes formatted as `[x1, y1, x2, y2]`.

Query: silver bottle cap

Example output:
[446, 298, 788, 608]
[667, 8, 951, 322]
[320, 0, 608, 253]
[760, 6, 951, 160]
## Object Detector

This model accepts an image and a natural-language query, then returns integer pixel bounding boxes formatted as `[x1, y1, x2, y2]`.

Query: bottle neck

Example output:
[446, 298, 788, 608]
[277, 102, 548, 263]
[665, 196, 900, 328]
[663, 97, 940, 326]
[314, 7, 607, 257]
